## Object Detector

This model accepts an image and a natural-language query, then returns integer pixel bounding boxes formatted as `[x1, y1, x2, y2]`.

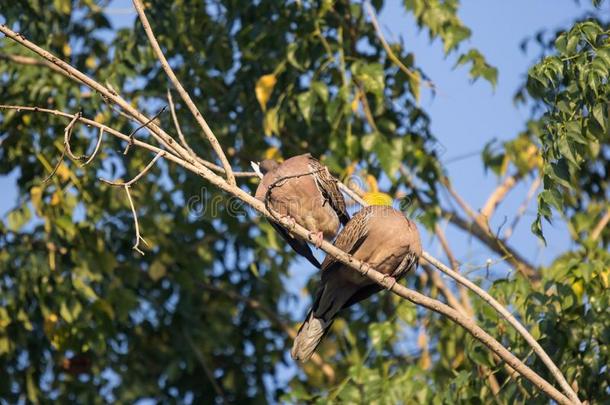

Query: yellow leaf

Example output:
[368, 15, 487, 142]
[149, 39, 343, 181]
[351, 91, 360, 113]
[600, 269, 609, 289]
[55, 163, 71, 182]
[22, 115, 32, 125]
[255, 74, 277, 111]
[85, 56, 97, 70]
[62, 43, 72, 57]
[30, 186, 43, 215]
[50, 191, 62, 206]
[366, 174, 379, 192]
[571, 279, 584, 301]
[363, 192, 393, 206]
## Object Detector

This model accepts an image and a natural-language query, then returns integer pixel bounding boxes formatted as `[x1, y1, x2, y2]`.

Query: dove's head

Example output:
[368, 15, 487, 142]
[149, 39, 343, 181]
[259, 159, 280, 174]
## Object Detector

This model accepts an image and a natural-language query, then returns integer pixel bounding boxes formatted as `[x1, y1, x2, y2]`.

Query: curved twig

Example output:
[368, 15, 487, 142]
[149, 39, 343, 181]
[100, 151, 165, 187]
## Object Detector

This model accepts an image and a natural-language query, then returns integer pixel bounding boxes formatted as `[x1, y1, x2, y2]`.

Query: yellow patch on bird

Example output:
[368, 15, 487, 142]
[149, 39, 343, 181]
[263, 147, 282, 161]
[366, 174, 379, 192]
[255, 74, 277, 111]
[363, 192, 393, 206]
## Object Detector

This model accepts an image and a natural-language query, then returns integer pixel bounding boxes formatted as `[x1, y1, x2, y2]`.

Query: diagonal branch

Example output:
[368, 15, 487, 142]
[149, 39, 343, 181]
[167, 90, 256, 178]
[131, 0, 236, 186]
[365, 3, 435, 90]
[100, 151, 165, 187]
[591, 207, 610, 242]
[0, 24, 198, 167]
[480, 173, 522, 225]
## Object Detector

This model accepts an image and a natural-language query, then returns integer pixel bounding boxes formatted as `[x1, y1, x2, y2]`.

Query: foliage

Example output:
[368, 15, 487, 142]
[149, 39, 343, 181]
[0, 0, 608, 404]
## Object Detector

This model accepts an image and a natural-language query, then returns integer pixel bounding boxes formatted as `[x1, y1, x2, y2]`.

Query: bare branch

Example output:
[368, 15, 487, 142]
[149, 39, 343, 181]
[434, 223, 474, 315]
[42, 146, 66, 184]
[81, 127, 105, 167]
[63, 111, 83, 161]
[0, 24, 198, 166]
[0, 52, 83, 82]
[504, 175, 541, 240]
[131, 0, 236, 186]
[591, 207, 610, 242]
[100, 151, 165, 187]
[123, 106, 167, 155]
[123, 184, 148, 255]
[480, 173, 522, 225]
[167, 90, 256, 178]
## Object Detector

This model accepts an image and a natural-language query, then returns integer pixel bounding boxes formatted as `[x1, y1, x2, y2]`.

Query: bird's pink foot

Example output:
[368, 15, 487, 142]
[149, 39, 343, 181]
[310, 231, 324, 248]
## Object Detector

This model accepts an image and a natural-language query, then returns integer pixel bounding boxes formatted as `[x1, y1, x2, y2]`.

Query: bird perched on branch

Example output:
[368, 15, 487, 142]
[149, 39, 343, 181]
[291, 205, 421, 362]
[254, 153, 349, 268]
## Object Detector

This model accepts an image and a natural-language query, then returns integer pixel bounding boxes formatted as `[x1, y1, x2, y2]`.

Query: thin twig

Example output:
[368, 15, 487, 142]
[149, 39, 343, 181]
[131, 0, 236, 186]
[123, 184, 149, 255]
[81, 127, 105, 166]
[123, 106, 166, 155]
[100, 151, 165, 187]
[63, 111, 83, 160]
[365, 3, 435, 89]
[167, 90, 255, 178]
[42, 146, 66, 183]
[0, 24, 198, 166]
[503, 176, 541, 240]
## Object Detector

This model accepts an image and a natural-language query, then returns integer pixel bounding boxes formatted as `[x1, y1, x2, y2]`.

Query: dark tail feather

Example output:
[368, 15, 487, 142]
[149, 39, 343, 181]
[291, 310, 334, 362]
[270, 221, 321, 268]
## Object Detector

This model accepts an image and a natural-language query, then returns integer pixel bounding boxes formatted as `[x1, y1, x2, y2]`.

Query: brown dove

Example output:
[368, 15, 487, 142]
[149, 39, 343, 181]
[291, 205, 422, 362]
[255, 154, 349, 268]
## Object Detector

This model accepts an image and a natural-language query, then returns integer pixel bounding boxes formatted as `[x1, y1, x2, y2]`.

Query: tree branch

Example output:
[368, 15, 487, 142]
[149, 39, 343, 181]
[591, 207, 610, 242]
[480, 173, 522, 225]
[166, 90, 255, 178]
[131, 0, 236, 186]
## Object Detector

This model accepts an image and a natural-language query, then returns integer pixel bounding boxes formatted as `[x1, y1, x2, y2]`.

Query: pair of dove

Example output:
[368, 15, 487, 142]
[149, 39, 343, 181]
[255, 154, 422, 362]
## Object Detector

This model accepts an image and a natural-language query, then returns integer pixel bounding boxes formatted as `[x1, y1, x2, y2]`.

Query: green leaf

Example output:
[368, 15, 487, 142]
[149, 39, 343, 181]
[7, 205, 31, 232]
[311, 81, 329, 103]
[351, 61, 385, 98]
[297, 90, 314, 125]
